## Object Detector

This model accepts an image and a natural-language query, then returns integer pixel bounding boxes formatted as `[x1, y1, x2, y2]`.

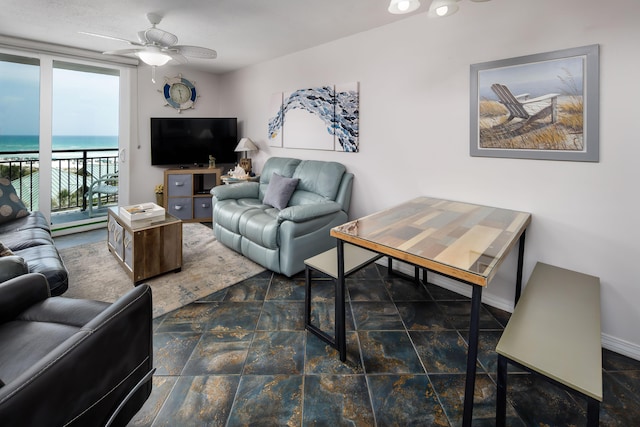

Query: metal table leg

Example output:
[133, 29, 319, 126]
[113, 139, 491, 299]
[462, 285, 483, 427]
[336, 240, 347, 362]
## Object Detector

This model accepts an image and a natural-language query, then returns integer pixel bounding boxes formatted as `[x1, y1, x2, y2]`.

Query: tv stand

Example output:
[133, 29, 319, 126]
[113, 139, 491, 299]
[164, 168, 223, 222]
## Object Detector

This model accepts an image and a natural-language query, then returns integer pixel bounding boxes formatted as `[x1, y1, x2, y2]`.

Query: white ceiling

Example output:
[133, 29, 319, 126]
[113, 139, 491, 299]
[1, 0, 427, 74]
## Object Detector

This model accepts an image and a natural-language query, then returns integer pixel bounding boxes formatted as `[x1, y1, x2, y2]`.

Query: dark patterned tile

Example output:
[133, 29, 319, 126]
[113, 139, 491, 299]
[266, 275, 306, 301]
[359, 330, 423, 374]
[350, 301, 404, 330]
[306, 277, 342, 302]
[601, 371, 640, 426]
[153, 332, 201, 375]
[222, 277, 269, 301]
[157, 302, 222, 332]
[438, 300, 503, 330]
[368, 374, 449, 426]
[426, 283, 470, 301]
[410, 330, 470, 374]
[196, 286, 229, 302]
[384, 276, 433, 301]
[227, 375, 302, 426]
[153, 375, 239, 427]
[308, 300, 356, 334]
[128, 375, 177, 427]
[396, 301, 454, 330]
[475, 329, 502, 375]
[243, 331, 305, 375]
[346, 263, 383, 281]
[603, 348, 640, 371]
[305, 331, 363, 374]
[303, 374, 373, 425]
[484, 304, 511, 328]
[256, 300, 305, 331]
[347, 279, 392, 302]
[430, 373, 524, 427]
[181, 331, 253, 375]
[506, 373, 585, 426]
[206, 301, 263, 332]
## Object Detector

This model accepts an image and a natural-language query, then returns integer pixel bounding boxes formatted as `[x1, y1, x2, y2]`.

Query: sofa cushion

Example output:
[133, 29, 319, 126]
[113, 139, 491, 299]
[292, 160, 346, 201]
[263, 173, 299, 210]
[238, 209, 280, 249]
[0, 179, 29, 225]
[1, 228, 54, 251]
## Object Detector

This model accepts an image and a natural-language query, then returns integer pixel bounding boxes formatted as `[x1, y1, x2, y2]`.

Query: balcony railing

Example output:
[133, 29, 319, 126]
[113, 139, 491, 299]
[0, 149, 119, 214]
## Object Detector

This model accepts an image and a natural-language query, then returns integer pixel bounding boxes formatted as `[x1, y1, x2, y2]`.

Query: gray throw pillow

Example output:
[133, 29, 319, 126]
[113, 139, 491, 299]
[263, 172, 299, 210]
[0, 178, 28, 225]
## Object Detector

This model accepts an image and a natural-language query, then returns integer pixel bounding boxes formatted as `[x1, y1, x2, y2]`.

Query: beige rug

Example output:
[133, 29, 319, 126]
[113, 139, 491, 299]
[59, 223, 266, 318]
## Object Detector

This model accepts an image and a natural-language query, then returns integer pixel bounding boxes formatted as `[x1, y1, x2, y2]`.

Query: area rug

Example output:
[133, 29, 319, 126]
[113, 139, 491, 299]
[59, 223, 266, 318]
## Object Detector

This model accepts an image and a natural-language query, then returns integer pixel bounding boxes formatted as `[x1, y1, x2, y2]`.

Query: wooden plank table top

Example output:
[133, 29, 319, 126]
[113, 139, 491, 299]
[331, 196, 531, 286]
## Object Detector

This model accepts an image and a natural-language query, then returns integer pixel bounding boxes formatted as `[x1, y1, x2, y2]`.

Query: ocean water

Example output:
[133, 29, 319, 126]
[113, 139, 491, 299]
[0, 135, 118, 153]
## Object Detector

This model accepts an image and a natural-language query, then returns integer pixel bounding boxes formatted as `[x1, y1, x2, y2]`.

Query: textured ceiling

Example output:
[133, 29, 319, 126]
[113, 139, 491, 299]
[0, 0, 426, 74]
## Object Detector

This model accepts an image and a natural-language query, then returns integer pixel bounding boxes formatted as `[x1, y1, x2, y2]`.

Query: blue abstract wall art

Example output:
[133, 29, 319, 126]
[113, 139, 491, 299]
[267, 82, 359, 152]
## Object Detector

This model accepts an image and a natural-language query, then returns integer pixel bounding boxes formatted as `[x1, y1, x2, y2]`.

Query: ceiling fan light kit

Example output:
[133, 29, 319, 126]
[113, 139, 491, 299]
[428, 0, 460, 17]
[81, 12, 217, 80]
[386, 0, 489, 16]
[388, 0, 421, 14]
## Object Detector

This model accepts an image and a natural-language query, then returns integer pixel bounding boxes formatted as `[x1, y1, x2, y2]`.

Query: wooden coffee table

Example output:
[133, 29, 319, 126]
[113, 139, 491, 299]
[107, 207, 183, 284]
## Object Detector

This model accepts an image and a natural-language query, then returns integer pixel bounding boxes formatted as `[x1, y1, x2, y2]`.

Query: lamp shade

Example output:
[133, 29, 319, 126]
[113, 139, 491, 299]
[234, 138, 258, 152]
[388, 0, 421, 14]
[428, 0, 460, 17]
[135, 47, 172, 66]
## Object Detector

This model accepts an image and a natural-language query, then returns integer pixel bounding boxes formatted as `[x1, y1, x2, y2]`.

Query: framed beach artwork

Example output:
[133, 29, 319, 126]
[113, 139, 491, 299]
[470, 44, 599, 162]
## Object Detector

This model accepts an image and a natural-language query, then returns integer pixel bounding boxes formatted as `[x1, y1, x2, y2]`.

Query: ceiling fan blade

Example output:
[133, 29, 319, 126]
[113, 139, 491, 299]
[173, 45, 217, 59]
[102, 48, 144, 56]
[166, 52, 189, 64]
[79, 31, 143, 46]
[144, 28, 178, 47]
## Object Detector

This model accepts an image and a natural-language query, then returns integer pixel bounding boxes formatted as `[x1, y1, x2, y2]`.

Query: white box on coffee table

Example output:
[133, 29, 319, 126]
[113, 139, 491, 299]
[119, 203, 165, 225]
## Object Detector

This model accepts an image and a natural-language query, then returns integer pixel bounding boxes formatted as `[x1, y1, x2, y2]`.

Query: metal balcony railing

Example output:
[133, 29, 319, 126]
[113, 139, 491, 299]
[0, 149, 119, 213]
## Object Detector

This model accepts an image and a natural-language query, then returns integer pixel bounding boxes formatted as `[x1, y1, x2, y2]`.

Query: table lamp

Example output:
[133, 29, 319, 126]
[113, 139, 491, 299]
[235, 137, 258, 173]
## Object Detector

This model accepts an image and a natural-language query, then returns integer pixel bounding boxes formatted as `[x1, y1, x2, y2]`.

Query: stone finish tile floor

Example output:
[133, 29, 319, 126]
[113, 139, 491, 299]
[121, 264, 640, 426]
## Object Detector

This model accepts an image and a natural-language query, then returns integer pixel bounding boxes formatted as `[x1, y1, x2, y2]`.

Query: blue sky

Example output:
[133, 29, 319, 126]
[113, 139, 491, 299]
[0, 60, 119, 136]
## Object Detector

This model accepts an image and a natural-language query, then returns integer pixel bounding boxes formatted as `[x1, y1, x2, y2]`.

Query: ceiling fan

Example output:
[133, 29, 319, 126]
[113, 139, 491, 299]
[81, 13, 217, 80]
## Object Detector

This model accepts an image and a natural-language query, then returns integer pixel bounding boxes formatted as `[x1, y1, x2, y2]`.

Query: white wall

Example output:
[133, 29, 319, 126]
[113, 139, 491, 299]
[213, 0, 640, 358]
[128, 64, 223, 204]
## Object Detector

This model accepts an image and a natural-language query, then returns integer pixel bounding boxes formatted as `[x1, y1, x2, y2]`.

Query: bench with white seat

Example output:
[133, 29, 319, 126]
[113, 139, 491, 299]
[496, 262, 602, 426]
[304, 244, 382, 353]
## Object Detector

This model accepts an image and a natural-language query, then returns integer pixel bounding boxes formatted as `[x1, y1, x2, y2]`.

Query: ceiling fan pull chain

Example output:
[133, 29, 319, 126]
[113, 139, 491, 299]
[151, 65, 157, 83]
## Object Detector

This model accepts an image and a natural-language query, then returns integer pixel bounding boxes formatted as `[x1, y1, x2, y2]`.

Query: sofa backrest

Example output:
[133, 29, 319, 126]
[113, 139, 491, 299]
[258, 157, 301, 200]
[259, 157, 353, 212]
[290, 160, 345, 203]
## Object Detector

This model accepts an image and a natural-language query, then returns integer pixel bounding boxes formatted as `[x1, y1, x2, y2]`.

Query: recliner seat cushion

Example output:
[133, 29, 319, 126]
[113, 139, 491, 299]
[13, 246, 68, 296]
[238, 209, 280, 249]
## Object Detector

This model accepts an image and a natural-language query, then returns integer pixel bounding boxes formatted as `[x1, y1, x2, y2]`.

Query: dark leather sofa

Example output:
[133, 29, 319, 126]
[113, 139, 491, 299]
[0, 273, 153, 426]
[0, 211, 68, 296]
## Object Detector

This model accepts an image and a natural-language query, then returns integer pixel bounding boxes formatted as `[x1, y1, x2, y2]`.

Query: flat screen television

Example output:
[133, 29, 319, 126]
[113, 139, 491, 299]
[150, 117, 238, 166]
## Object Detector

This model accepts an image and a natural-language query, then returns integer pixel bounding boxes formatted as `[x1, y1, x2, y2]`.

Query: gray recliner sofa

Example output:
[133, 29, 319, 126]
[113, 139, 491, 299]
[211, 157, 353, 277]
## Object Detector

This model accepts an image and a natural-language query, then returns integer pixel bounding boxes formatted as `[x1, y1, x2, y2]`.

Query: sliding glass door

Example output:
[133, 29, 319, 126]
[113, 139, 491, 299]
[0, 49, 132, 234]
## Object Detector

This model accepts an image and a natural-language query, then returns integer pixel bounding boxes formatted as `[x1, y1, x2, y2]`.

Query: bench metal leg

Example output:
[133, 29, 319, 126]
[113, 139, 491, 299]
[587, 398, 600, 427]
[515, 230, 526, 305]
[496, 354, 508, 427]
[462, 285, 483, 427]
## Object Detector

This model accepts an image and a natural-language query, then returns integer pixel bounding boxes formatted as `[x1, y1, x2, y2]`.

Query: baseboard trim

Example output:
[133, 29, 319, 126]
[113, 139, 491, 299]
[378, 258, 640, 362]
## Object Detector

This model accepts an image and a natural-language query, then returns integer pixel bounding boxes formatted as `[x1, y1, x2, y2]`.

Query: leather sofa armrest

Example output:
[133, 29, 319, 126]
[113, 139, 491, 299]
[278, 202, 342, 223]
[211, 182, 259, 200]
[0, 284, 153, 426]
[0, 273, 49, 324]
[0, 256, 29, 284]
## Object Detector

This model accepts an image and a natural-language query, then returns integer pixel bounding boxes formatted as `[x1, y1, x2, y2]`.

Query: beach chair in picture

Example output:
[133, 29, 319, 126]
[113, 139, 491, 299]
[491, 83, 560, 125]
[85, 173, 118, 217]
